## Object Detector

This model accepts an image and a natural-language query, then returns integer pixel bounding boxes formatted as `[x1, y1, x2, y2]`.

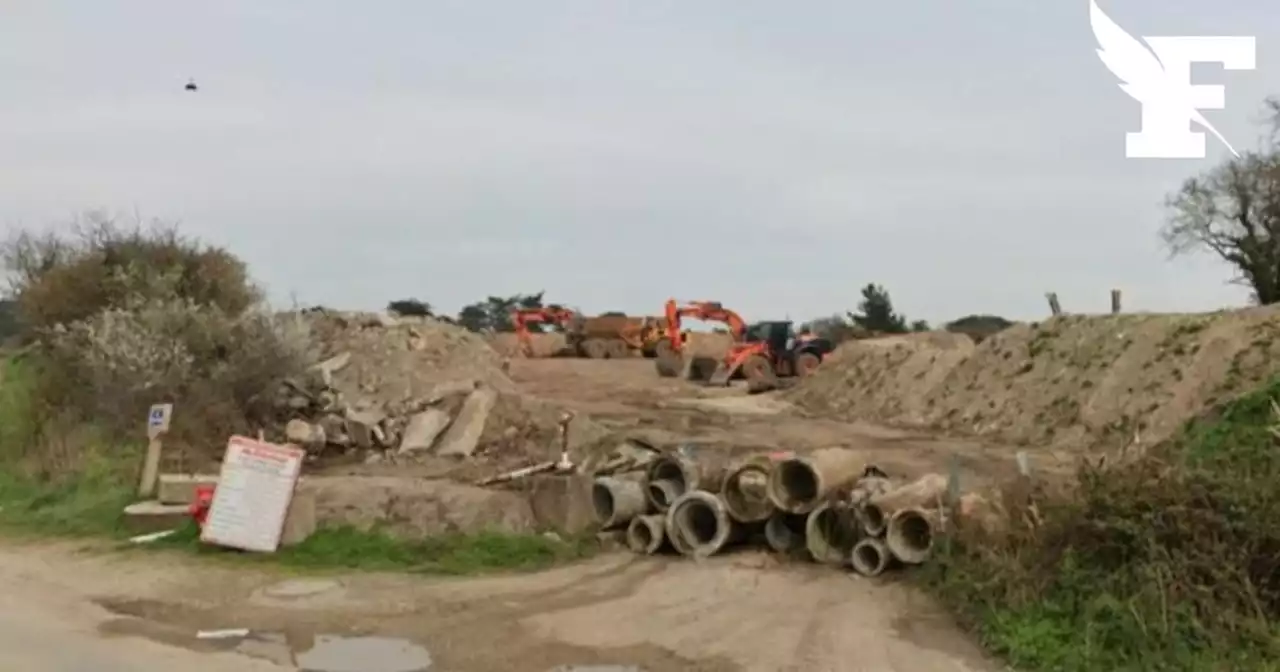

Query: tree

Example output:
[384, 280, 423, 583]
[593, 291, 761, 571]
[455, 291, 546, 333]
[848, 283, 908, 334]
[0, 297, 19, 342]
[386, 298, 433, 317]
[910, 319, 930, 332]
[1164, 98, 1280, 304]
[801, 314, 867, 344]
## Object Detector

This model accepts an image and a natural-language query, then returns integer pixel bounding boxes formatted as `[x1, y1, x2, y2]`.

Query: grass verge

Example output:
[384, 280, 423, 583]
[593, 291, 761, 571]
[922, 377, 1280, 671]
[0, 354, 596, 575]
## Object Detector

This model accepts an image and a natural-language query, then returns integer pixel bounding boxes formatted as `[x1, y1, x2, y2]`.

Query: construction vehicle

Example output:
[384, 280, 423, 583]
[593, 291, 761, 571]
[705, 321, 834, 386]
[654, 299, 748, 377]
[512, 307, 667, 359]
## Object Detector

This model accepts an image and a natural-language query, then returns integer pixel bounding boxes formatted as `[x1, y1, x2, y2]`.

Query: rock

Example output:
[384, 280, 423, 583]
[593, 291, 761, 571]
[344, 409, 387, 449]
[280, 488, 316, 546]
[285, 419, 326, 448]
[426, 379, 480, 404]
[398, 408, 452, 453]
[287, 395, 312, 410]
[298, 476, 537, 538]
[435, 387, 497, 458]
[316, 351, 351, 375]
[526, 474, 596, 534]
[318, 415, 351, 447]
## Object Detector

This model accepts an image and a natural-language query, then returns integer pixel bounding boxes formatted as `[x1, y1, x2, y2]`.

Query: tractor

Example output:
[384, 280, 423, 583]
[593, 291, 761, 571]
[706, 320, 833, 386]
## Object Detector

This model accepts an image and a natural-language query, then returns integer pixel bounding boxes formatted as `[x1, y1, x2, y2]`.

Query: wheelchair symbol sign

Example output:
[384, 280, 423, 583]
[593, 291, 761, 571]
[147, 403, 173, 437]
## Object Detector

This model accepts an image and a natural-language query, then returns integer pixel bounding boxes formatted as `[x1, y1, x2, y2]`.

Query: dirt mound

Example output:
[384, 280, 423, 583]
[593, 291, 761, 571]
[488, 333, 567, 358]
[790, 308, 1280, 452]
[304, 311, 513, 400]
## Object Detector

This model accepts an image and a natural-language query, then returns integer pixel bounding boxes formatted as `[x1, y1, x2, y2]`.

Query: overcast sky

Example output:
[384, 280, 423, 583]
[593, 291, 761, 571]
[2, 1, 1277, 324]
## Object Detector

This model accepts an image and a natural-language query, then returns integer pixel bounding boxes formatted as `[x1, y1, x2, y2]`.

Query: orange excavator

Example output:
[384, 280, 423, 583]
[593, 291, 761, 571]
[654, 299, 748, 377]
[655, 298, 833, 385]
[512, 306, 577, 357]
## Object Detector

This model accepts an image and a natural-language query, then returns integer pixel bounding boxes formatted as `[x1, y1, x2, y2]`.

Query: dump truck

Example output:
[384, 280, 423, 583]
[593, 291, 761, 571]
[512, 308, 667, 358]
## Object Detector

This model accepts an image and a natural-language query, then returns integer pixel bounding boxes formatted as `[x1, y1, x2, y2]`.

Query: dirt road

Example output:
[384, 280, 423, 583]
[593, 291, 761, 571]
[2, 357, 1012, 671]
[0, 541, 996, 672]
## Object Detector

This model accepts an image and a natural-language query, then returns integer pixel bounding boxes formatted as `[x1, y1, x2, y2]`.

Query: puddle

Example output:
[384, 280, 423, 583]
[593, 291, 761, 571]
[295, 635, 432, 672]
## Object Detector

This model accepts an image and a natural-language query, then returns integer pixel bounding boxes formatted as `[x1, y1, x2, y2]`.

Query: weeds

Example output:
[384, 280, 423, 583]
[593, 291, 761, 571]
[924, 377, 1280, 671]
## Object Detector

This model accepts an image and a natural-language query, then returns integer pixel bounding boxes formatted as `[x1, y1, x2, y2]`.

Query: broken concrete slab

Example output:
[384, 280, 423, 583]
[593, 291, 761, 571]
[122, 501, 190, 534]
[298, 476, 536, 538]
[344, 408, 387, 449]
[398, 408, 452, 453]
[281, 487, 316, 547]
[156, 474, 219, 505]
[435, 387, 497, 458]
[285, 419, 326, 448]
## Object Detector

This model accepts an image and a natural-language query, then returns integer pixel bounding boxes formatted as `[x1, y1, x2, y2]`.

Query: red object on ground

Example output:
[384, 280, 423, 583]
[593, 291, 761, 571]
[189, 484, 215, 528]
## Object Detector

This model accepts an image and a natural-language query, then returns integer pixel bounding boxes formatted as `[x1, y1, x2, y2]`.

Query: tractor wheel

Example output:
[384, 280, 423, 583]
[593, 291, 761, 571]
[653, 339, 674, 360]
[795, 352, 821, 377]
[740, 355, 775, 383]
[606, 339, 631, 359]
[582, 339, 609, 359]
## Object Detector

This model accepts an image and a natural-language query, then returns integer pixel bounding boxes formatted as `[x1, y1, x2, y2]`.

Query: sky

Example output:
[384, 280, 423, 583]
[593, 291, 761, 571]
[2, 1, 1278, 325]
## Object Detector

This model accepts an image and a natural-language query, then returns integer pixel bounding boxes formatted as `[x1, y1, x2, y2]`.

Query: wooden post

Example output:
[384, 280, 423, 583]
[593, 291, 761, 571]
[1045, 292, 1062, 317]
[1110, 289, 1122, 314]
[138, 403, 173, 498]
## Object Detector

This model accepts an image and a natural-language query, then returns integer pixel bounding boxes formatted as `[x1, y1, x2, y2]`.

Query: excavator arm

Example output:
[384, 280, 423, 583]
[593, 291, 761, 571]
[511, 306, 577, 356]
[661, 299, 747, 355]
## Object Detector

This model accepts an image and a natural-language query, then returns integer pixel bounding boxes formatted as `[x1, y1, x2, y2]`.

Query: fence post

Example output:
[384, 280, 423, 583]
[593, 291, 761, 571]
[1110, 289, 1122, 314]
[1045, 292, 1062, 317]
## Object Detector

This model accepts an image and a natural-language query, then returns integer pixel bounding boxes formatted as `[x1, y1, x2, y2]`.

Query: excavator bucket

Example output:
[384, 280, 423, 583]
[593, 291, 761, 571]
[705, 359, 737, 386]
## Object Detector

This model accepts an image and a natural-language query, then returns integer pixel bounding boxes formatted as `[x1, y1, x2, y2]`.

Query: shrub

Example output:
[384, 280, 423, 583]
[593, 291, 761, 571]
[2, 214, 258, 333]
[944, 314, 1013, 343]
[925, 379, 1280, 671]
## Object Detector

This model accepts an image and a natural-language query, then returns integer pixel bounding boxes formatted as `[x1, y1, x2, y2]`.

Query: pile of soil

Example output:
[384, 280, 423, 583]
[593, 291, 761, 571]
[789, 308, 1280, 452]
[304, 310, 515, 402]
[489, 332, 567, 358]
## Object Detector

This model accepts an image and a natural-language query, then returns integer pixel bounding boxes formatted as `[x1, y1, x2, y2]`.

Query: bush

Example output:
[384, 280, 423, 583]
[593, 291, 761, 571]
[944, 314, 1013, 343]
[925, 379, 1280, 671]
[1, 217, 311, 471]
[2, 214, 258, 333]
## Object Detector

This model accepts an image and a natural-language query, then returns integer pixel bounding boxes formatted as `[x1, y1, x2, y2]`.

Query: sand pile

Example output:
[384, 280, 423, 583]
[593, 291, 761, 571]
[789, 307, 1280, 451]
[489, 332, 567, 357]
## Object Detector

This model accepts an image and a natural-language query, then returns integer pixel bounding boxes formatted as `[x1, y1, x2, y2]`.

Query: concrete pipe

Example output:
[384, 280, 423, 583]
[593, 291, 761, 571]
[767, 448, 864, 515]
[764, 511, 807, 553]
[721, 454, 788, 523]
[850, 537, 893, 577]
[591, 475, 650, 529]
[805, 500, 860, 566]
[886, 507, 941, 565]
[626, 514, 668, 555]
[862, 473, 948, 537]
[644, 450, 728, 512]
[665, 490, 744, 558]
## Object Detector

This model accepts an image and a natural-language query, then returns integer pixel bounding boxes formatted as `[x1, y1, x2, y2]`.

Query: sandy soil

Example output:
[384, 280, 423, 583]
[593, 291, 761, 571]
[0, 540, 997, 672]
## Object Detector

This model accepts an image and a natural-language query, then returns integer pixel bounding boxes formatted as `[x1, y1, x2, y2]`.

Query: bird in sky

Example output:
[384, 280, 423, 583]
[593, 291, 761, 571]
[184, 78, 198, 92]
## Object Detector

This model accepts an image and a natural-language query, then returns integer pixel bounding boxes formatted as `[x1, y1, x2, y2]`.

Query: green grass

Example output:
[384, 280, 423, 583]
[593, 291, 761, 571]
[923, 376, 1280, 672]
[0, 354, 597, 575]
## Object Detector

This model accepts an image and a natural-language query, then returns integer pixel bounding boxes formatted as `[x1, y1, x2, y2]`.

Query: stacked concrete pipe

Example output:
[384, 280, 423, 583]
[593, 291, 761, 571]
[858, 473, 947, 537]
[886, 507, 942, 564]
[644, 447, 729, 512]
[850, 537, 892, 576]
[591, 474, 649, 530]
[720, 452, 792, 523]
[766, 448, 865, 515]
[665, 490, 745, 558]
[764, 511, 807, 553]
[626, 514, 669, 555]
[804, 500, 860, 566]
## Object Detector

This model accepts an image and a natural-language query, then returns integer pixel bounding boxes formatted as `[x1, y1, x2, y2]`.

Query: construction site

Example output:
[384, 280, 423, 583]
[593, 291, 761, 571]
[4, 287, 1278, 672]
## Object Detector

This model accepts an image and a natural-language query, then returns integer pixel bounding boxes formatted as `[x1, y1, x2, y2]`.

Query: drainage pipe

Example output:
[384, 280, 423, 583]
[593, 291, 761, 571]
[766, 448, 864, 515]
[886, 507, 941, 564]
[850, 537, 893, 577]
[665, 490, 744, 558]
[626, 514, 668, 555]
[591, 474, 650, 529]
[764, 511, 807, 554]
[861, 473, 947, 537]
[721, 453, 790, 523]
[644, 449, 728, 512]
[804, 500, 860, 566]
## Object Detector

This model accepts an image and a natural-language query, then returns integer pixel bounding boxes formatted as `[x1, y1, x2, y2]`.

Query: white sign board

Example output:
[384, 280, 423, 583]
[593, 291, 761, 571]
[147, 403, 173, 438]
[200, 436, 305, 553]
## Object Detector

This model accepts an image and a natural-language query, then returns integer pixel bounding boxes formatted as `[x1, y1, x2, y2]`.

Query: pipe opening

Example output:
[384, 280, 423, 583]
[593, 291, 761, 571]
[775, 461, 819, 510]
[677, 500, 721, 545]
[647, 480, 680, 509]
[898, 514, 932, 551]
[860, 504, 886, 534]
[812, 507, 858, 550]
[723, 467, 770, 520]
[652, 460, 686, 489]
[851, 539, 888, 576]
[591, 482, 616, 523]
[765, 512, 806, 552]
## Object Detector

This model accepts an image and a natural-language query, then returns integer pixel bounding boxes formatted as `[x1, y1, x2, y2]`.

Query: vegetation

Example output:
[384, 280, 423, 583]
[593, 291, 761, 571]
[386, 298, 434, 317]
[1164, 97, 1280, 305]
[945, 314, 1013, 343]
[925, 378, 1280, 671]
[455, 291, 547, 332]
